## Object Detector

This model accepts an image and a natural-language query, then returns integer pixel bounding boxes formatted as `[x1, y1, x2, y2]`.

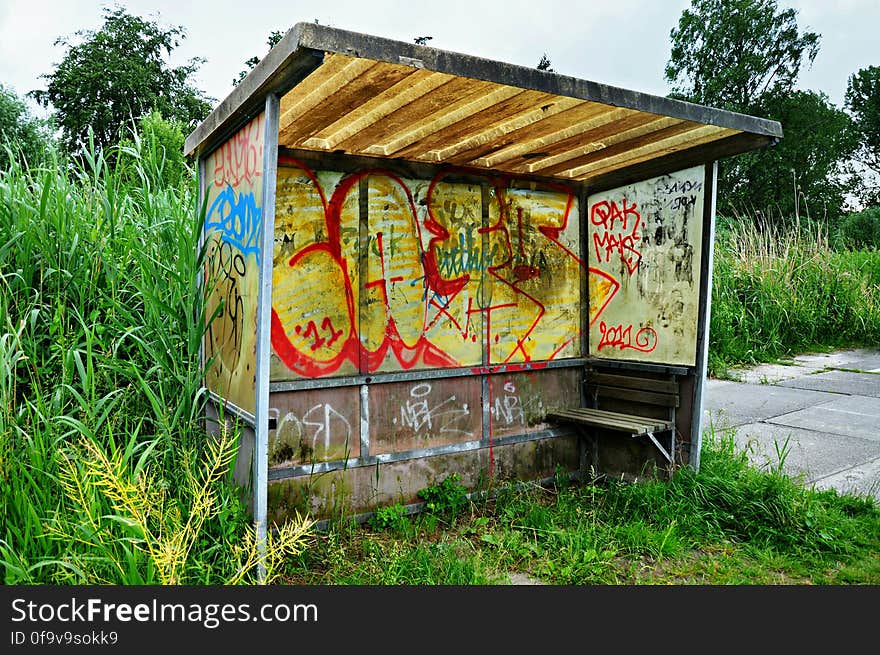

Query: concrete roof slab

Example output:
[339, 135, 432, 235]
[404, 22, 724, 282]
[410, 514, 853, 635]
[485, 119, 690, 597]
[185, 22, 782, 187]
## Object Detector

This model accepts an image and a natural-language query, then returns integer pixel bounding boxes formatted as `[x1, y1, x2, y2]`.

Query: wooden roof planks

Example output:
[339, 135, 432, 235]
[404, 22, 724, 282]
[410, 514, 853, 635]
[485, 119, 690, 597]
[185, 22, 783, 186]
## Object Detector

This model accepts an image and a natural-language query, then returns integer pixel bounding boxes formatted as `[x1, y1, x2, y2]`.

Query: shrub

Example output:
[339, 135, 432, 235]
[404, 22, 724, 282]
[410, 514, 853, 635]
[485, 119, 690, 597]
[835, 206, 880, 250]
[116, 110, 191, 192]
[418, 474, 470, 519]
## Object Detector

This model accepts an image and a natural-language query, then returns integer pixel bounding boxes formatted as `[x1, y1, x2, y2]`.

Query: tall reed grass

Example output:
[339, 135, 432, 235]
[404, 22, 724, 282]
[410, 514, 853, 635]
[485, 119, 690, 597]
[0, 138, 312, 584]
[709, 213, 880, 374]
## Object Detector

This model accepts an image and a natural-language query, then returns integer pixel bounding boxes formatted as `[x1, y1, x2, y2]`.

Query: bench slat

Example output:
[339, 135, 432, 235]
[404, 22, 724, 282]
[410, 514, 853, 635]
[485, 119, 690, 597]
[547, 408, 672, 435]
[589, 373, 678, 394]
[568, 407, 673, 425]
[549, 412, 650, 433]
[548, 367, 679, 468]
[588, 385, 680, 408]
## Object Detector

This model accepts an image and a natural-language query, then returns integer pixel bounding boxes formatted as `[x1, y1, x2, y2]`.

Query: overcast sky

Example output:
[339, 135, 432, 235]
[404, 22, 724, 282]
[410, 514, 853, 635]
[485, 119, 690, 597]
[2, 0, 877, 119]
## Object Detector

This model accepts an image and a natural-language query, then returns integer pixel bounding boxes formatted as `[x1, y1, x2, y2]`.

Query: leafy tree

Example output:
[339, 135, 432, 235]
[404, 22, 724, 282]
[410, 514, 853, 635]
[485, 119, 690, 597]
[836, 206, 880, 250]
[845, 66, 880, 205]
[233, 30, 287, 87]
[31, 6, 213, 158]
[537, 54, 555, 73]
[0, 84, 55, 170]
[664, 0, 857, 221]
[723, 90, 858, 221]
[665, 0, 819, 114]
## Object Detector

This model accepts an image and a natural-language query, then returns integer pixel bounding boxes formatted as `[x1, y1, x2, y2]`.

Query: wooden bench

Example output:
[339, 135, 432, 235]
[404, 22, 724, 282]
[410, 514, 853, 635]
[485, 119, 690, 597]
[547, 367, 680, 472]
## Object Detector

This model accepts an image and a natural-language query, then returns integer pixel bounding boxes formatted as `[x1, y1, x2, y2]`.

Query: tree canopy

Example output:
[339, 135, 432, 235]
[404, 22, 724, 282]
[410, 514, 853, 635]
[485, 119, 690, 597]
[32, 6, 213, 158]
[537, 54, 555, 72]
[846, 66, 880, 205]
[0, 85, 54, 170]
[665, 0, 820, 114]
[233, 30, 287, 87]
[665, 0, 862, 220]
[724, 90, 858, 220]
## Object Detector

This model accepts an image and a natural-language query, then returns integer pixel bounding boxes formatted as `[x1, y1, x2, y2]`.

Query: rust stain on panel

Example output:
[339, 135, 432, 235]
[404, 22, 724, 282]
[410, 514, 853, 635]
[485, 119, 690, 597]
[267, 435, 580, 521]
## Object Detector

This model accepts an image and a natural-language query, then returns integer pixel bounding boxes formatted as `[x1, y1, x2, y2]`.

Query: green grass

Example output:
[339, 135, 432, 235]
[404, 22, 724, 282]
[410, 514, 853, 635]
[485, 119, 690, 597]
[708, 215, 880, 376]
[0, 140, 312, 584]
[283, 432, 879, 585]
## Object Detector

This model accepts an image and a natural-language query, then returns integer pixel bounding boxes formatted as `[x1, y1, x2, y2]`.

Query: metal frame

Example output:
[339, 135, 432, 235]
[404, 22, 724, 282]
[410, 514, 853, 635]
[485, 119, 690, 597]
[196, 155, 211, 440]
[269, 356, 588, 392]
[689, 161, 719, 471]
[267, 424, 575, 481]
[253, 93, 281, 581]
[206, 390, 256, 427]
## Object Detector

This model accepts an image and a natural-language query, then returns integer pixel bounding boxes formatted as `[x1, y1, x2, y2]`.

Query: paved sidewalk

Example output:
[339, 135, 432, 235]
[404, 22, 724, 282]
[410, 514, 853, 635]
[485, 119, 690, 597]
[703, 348, 880, 502]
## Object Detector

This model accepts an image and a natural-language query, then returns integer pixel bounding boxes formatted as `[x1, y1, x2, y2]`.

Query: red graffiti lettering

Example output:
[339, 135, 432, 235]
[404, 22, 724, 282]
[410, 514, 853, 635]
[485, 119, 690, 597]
[212, 113, 264, 189]
[296, 316, 344, 352]
[590, 198, 640, 231]
[596, 321, 657, 353]
[271, 159, 585, 377]
[590, 198, 642, 274]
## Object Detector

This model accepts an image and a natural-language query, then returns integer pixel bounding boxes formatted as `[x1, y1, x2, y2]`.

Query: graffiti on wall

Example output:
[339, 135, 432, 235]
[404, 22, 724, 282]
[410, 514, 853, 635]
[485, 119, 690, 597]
[587, 166, 705, 366]
[370, 377, 481, 455]
[270, 159, 584, 380]
[486, 367, 580, 444]
[268, 386, 359, 466]
[203, 113, 265, 412]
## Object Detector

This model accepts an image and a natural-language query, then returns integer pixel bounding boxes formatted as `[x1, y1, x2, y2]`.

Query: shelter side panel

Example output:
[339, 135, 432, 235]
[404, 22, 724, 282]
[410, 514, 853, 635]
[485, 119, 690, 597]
[270, 165, 584, 380]
[268, 386, 360, 468]
[487, 367, 581, 438]
[485, 186, 583, 365]
[270, 160, 360, 380]
[368, 377, 482, 455]
[587, 166, 705, 366]
[362, 174, 483, 373]
[202, 112, 265, 413]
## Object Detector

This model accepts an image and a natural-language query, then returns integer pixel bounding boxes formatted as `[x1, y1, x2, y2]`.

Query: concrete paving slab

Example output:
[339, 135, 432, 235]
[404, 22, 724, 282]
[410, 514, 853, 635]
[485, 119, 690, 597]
[702, 348, 880, 503]
[702, 380, 840, 429]
[722, 422, 880, 484]
[840, 354, 880, 373]
[792, 348, 878, 369]
[723, 349, 880, 383]
[775, 370, 880, 397]
[811, 457, 880, 502]
[726, 362, 815, 385]
[806, 393, 880, 417]
[767, 395, 880, 441]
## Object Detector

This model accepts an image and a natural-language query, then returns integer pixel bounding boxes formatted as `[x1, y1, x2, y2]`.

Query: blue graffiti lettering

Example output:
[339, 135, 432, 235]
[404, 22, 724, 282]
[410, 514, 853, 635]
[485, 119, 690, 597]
[205, 185, 262, 263]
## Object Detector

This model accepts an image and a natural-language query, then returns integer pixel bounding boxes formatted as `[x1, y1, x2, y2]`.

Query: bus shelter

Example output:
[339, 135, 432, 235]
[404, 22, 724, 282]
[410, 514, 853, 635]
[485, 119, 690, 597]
[184, 22, 782, 530]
